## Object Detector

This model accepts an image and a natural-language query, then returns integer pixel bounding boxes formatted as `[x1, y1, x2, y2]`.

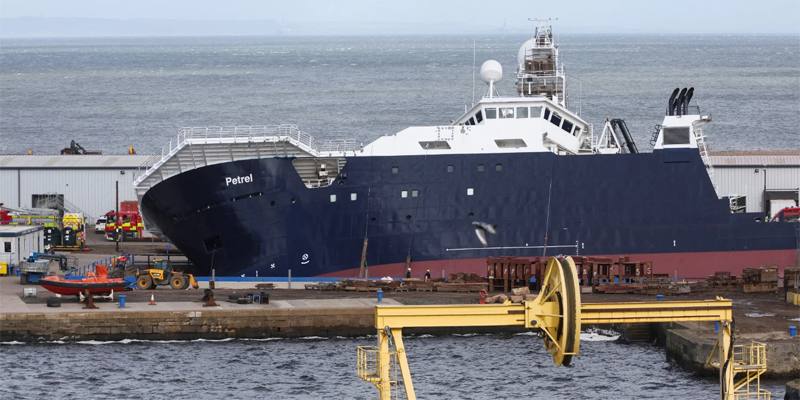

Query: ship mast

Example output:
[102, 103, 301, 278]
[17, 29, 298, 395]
[516, 18, 566, 106]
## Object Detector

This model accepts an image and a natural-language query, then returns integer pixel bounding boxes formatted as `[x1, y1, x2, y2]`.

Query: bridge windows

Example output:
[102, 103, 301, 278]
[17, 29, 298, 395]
[499, 107, 514, 118]
[516, 107, 528, 118]
[562, 119, 574, 134]
[550, 112, 562, 127]
[475, 111, 483, 123]
[484, 108, 497, 119]
[530, 106, 543, 118]
[543, 108, 551, 120]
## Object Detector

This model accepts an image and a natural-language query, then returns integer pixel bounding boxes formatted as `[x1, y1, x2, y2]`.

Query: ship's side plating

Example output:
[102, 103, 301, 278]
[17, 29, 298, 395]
[139, 148, 797, 277]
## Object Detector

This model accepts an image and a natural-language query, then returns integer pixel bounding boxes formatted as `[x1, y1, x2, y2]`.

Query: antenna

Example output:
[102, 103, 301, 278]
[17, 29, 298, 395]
[471, 40, 476, 105]
[528, 17, 558, 41]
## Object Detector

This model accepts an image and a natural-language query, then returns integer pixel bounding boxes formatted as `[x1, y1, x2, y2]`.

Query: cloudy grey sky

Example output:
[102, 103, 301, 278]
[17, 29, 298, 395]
[1, 0, 799, 36]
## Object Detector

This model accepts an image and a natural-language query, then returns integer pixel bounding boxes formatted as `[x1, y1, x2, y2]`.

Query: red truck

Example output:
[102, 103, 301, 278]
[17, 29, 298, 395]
[772, 206, 800, 223]
[105, 201, 144, 240]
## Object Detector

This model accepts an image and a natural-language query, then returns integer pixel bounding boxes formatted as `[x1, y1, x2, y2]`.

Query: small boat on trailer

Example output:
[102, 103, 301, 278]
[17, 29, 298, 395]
[39, 265, 128, 296]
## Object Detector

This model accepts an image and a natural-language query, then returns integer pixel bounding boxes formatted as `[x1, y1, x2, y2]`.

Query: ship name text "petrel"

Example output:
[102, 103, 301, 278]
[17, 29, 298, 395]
[225, 174, 253, 186]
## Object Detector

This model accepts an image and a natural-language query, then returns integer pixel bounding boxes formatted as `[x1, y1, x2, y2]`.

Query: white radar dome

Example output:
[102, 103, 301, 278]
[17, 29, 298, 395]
[479, 59, 503, 83]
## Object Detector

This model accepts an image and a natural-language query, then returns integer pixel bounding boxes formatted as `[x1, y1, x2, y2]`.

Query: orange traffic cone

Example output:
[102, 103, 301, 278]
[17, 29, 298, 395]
[148, 294, 157, 305]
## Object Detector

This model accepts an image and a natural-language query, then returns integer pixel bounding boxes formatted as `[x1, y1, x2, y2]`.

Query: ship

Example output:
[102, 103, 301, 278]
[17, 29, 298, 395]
[133, 23, 798, 278]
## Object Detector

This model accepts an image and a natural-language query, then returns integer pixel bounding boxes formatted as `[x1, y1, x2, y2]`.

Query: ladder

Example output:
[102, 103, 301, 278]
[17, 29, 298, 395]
[694, 124, 718, 195]
[707, 341, 771, 400]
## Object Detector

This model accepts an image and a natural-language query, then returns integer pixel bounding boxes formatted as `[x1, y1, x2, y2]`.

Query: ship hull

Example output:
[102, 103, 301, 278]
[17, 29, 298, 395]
[140, 149, 798, 278]
[316, 248, 798, 279]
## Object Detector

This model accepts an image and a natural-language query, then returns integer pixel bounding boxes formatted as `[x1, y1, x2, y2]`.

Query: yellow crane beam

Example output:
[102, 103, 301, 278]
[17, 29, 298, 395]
[357, 256, 761, 400]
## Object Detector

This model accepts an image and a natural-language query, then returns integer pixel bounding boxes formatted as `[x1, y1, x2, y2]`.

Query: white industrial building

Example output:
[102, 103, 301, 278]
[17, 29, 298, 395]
[709, 151, 800, 218]
[0, 225, 44, 269]
[0, 151, 797, 224]
[0, 155, 151, 221]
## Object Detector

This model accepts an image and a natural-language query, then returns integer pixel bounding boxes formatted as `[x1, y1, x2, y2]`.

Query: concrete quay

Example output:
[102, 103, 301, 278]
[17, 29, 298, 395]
[0, 277, 396, 341]
[662, 322, 800, 379]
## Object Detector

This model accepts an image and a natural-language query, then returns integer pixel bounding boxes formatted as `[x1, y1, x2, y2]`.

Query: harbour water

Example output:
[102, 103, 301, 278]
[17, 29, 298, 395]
[0, 334, 787, 399]
[1, 34, 798, 155]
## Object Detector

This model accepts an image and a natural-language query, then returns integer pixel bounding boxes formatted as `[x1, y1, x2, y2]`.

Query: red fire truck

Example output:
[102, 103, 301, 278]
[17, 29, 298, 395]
[105, 201, 145, 241]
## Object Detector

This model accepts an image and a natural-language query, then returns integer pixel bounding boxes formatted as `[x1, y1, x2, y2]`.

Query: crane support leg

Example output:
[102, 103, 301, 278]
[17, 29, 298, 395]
[719, 321, 733, 400]
[391, 328, 416, 400]
[377, 329, 391, 400]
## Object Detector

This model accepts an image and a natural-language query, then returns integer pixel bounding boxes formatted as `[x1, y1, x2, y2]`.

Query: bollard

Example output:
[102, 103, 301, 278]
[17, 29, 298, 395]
[118, 294, 127, 309]
[377, 288, 384, 304]
[790, 325, 797, 338]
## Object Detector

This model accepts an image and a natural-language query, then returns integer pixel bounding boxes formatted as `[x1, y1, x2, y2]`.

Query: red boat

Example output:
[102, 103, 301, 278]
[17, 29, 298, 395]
[39, 265, 128, 296]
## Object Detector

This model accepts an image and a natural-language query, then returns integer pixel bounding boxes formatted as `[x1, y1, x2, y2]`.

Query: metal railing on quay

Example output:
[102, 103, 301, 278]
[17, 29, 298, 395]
[69, 253, 133, 278]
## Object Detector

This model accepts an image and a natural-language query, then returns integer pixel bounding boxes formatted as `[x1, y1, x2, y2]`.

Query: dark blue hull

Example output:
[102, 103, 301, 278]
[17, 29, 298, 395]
[140, 149, 799, 277]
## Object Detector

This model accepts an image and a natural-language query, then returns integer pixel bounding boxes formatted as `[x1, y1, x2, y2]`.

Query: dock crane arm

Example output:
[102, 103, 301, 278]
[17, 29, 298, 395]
[358, 257, 752, 400]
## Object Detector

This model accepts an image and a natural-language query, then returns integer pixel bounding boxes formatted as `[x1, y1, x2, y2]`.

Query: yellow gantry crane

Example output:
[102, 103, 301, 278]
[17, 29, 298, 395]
[357, 256, 770, 400]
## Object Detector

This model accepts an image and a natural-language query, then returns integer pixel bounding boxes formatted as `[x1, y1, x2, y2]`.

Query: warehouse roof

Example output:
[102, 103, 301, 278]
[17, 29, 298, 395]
[709, 150, 800, 167]
[0, 155, 151, 169]
[0, 225, 43, 237]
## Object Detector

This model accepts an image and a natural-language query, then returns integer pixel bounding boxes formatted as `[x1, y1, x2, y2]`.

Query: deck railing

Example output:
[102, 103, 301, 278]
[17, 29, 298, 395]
[134, 124, 359, 186]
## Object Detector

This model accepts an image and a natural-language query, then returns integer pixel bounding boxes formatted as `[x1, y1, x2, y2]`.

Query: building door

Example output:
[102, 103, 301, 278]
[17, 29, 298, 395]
[32, 194, 64, 211]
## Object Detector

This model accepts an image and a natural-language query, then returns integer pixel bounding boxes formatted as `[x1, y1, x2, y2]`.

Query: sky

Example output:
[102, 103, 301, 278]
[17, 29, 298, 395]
[1, 0, 799, 36]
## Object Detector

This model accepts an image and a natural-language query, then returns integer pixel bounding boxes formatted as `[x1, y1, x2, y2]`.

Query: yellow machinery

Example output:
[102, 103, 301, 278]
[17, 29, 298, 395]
[357, 256, 770, 400]
[136, 260, 199, 290]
